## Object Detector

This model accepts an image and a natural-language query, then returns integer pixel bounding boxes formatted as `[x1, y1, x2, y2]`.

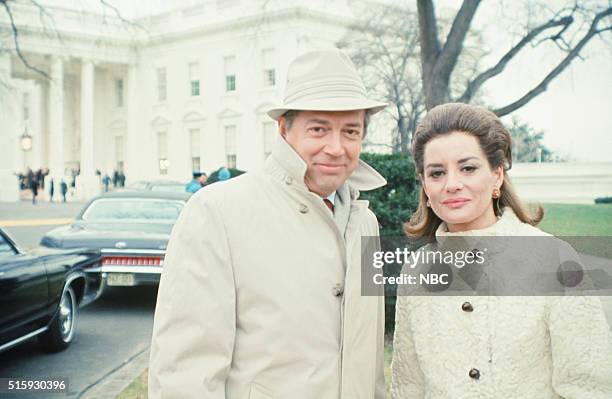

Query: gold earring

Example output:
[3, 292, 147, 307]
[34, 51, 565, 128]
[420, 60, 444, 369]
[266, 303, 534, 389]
[492, 188, 500, 199]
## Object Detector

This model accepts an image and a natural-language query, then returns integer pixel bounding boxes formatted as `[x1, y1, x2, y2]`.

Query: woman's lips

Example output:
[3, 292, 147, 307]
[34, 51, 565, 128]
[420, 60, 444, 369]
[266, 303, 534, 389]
[442, 198, 471, 209]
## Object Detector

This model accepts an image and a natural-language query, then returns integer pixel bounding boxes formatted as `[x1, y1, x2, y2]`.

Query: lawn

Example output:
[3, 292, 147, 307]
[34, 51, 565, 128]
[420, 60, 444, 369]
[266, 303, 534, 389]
[538, 203, 612, 236]
[538, 203, 612, 258]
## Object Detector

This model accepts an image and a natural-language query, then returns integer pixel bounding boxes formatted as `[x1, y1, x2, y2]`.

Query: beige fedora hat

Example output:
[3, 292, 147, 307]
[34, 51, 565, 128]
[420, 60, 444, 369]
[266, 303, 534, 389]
[267, 48, 387, 120]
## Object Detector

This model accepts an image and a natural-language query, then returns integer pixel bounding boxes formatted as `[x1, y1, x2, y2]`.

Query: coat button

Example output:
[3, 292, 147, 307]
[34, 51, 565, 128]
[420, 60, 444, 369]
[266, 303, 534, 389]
[299, 204, 309, 214]
[461, 302, 473, 312]
[285, 176, 293, 185]
[469, 368, 480, 380]
[332, 283, 344, 297]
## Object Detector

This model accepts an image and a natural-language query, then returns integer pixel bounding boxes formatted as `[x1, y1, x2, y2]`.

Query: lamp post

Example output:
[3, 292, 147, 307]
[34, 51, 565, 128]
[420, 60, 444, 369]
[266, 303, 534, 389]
[20, 128, 32, 151]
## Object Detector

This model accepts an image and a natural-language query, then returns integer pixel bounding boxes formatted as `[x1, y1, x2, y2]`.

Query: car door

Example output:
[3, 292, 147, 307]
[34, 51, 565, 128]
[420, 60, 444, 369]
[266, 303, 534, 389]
[0, 230, 49, 339]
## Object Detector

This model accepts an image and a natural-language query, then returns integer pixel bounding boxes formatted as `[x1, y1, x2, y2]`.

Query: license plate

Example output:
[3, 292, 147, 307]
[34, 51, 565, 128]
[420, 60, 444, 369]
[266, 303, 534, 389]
[107, 273, 135, 286]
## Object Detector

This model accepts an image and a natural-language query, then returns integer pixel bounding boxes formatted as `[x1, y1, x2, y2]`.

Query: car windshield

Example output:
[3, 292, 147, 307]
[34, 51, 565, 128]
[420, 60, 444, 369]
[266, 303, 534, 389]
[81, 198, 184, 222]
[150, 184, 185, 193]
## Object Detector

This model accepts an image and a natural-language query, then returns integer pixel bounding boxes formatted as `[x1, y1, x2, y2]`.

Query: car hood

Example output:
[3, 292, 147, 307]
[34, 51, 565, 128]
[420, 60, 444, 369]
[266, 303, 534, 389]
[42, 221, 173, 250]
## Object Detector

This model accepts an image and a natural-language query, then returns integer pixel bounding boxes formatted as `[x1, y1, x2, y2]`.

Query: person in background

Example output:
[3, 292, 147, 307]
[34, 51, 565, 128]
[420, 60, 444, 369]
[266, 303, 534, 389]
[102, 174, 111, 192]
[217, 166, 231, 181]
[60, 179, 68, 203]
[30, 175, 38, 205]
[185, 172, 206, 193]
[49, 179, 54, 202]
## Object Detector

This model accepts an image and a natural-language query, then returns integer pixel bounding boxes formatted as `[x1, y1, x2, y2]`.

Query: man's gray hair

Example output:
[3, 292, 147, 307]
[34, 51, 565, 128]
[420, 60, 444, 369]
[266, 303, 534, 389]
[282, 110, 370, 137]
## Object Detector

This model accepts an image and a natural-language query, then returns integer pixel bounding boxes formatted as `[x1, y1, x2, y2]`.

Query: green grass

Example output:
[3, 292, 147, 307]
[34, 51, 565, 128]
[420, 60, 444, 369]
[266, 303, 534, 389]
[538, 203, 612, 258]
[117, 369, 148, 399]
[539, 203, 612, 236]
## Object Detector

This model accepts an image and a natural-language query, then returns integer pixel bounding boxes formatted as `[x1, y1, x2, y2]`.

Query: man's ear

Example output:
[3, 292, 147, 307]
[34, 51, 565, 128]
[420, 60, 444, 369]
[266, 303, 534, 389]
[278, 117, 287, 139]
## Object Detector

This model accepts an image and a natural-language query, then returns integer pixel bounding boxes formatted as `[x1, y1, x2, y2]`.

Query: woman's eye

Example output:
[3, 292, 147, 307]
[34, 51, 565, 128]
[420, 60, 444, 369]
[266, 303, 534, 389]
[429, 171, 444, 178]
[462, 165, 477, 172]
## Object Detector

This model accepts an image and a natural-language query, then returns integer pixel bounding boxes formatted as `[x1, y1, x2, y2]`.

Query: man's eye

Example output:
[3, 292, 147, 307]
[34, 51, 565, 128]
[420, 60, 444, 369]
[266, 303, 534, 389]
[346, 130, 360, 136]
[309, 127, 325, 134]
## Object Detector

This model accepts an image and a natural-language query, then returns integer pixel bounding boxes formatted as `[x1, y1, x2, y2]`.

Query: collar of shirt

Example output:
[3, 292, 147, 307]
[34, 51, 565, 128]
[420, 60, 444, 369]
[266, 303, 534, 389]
[324, 192, 336, 206]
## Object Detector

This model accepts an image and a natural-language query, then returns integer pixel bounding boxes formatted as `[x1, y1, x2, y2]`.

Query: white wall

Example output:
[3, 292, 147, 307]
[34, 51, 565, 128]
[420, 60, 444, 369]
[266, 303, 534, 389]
[510, 162, 612, 204]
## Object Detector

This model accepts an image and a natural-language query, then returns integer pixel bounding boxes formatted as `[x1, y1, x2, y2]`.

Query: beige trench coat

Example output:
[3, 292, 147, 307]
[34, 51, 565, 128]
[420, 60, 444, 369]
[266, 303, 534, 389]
[149, 138, 387, 399]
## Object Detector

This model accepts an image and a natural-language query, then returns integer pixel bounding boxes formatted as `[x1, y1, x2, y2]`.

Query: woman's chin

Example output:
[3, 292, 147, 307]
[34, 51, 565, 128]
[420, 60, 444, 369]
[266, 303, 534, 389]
[436, 208, 477, 225]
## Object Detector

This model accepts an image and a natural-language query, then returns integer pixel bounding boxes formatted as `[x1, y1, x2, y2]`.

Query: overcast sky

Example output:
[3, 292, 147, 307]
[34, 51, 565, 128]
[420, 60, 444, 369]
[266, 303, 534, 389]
[56, 0, 611, 162]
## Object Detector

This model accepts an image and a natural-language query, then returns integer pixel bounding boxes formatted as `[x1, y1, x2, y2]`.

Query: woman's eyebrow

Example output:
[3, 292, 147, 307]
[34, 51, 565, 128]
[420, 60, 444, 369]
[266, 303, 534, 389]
[425, 156, 479, 169]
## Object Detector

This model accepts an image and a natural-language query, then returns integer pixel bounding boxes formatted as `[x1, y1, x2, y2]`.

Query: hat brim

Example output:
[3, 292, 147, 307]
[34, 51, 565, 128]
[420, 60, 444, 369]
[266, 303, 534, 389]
[267, 98, 387, 121]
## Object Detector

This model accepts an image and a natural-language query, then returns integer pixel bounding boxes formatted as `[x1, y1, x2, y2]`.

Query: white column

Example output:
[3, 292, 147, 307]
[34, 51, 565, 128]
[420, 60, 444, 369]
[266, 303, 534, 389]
[75, 59, 100, 200]
[125, 63, 139, 183]
[48, 56, 65, 193]
[0, 53, 20, 201]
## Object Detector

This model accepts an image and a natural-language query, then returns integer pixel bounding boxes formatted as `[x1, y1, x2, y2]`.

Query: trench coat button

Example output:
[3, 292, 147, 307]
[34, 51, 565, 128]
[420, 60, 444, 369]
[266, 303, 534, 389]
[285, 176, 293, 185]
[332, 283, 344, 297]
[469, 368, 480, 380]
[299, 204, 309, 214]
[461, 302, 474, 312]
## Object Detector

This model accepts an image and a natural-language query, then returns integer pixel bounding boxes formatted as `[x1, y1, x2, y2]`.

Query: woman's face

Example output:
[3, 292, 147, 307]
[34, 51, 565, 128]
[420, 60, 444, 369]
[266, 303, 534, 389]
[421, 131, 503, 232]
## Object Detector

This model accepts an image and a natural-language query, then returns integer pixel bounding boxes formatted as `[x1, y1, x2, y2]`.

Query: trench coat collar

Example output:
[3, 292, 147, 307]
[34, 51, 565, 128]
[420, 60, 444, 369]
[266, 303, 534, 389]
[265, 137, 387, 196]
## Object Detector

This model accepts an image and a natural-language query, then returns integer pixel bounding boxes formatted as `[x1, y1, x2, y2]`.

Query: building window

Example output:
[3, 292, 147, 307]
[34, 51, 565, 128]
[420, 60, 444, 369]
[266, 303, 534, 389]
[224, 56, 236, 92]
[225, 125, 237, 168]
[263, 122, 276, 158]
[23, 93, 30, 120]
[189, 62, 200, 97]
[190, 128, 201, 171]
[158, 131, 168, 174]
[115, 78, 124, 107]
[262, 49, 275, 87]
[157, 67, 167, 102]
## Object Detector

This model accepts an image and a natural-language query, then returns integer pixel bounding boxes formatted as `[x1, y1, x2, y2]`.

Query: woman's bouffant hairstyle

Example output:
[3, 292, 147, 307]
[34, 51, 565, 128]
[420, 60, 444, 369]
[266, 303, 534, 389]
[405, 103, 543, 239]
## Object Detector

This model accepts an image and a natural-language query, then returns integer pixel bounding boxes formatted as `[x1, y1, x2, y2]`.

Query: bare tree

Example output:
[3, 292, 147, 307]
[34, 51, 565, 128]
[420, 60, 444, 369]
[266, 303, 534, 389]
[339, 4, 423, 154]
[339, 2, 484, 154]
[417, 0, 612, 115]
[0, 0, 146, 82]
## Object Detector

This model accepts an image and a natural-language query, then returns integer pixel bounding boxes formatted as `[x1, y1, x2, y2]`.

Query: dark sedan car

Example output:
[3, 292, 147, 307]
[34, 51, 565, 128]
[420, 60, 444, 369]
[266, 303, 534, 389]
[40, 191, 190, 295]
[0, 228, 101, 353]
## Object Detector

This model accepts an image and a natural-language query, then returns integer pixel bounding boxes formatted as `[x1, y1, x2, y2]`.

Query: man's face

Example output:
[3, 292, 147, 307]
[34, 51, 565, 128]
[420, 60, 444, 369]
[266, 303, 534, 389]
[279, 110, 365, 197]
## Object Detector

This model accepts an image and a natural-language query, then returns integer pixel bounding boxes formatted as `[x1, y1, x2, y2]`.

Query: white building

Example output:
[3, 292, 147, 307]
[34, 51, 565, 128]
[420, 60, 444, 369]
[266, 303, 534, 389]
[0, 0, 383, 201]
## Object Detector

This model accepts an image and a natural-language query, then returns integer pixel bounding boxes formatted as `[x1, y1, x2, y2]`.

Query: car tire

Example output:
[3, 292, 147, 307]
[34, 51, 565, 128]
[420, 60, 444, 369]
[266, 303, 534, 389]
[39, 285, 77, 352]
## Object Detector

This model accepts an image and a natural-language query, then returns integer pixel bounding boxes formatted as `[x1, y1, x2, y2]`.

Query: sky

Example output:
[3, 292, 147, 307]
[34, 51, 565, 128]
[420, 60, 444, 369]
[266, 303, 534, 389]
[48, 0, 612, 162]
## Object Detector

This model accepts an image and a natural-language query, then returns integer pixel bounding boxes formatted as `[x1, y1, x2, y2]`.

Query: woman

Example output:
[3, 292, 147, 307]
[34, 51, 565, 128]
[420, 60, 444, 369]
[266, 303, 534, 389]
[391, 103, 612, 398]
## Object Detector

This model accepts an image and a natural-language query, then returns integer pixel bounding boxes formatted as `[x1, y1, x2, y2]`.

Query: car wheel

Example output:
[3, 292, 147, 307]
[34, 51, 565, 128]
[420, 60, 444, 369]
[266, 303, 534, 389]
[39, 285, 77, 352]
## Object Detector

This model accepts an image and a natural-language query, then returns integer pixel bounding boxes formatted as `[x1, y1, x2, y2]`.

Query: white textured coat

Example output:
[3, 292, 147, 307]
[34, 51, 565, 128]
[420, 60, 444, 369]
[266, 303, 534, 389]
[149, 138, 387, 399]
[391, 210, 612, 399]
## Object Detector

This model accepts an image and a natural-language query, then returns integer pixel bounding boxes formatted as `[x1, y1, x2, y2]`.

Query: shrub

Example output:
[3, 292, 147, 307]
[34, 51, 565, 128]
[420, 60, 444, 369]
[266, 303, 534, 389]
[360, 152, 420, 334]
[595, 196, 612, 204]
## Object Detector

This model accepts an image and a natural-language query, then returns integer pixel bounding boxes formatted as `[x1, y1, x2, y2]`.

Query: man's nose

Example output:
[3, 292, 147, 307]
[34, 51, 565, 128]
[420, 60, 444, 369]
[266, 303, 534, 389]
[445, 169, 464, 192]
[323, 132, 344, 157]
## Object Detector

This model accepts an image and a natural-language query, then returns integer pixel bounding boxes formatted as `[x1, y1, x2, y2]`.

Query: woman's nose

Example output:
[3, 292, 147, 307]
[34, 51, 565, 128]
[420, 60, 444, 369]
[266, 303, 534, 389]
[445, 170, 464, 192]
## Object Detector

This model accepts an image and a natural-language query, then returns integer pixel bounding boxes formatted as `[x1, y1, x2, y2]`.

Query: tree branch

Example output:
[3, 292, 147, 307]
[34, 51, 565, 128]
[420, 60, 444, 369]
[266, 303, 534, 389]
[434, 0, 481, 80]
[493, 6, 612, 116]
[0, 0, 50, 79]
[457, 14, 574, 103]
[417, 0, 441, 77]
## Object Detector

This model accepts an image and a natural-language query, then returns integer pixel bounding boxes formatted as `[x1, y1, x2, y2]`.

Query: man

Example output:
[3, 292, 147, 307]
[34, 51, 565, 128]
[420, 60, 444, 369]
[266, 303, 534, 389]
[185, 172, 207, 193]
[149, 48, 387, 398]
